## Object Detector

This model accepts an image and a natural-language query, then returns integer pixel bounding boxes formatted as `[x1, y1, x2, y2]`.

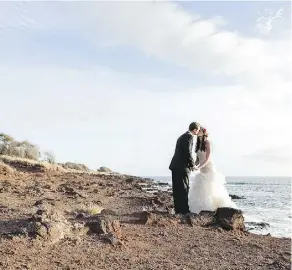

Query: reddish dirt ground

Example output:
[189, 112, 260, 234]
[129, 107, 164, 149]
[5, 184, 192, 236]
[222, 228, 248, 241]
[0, 170, 291, 270]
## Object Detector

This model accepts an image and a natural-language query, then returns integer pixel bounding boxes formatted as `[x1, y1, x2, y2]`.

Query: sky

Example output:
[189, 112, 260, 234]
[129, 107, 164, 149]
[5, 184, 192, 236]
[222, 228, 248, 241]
[0, 1, 291, 176]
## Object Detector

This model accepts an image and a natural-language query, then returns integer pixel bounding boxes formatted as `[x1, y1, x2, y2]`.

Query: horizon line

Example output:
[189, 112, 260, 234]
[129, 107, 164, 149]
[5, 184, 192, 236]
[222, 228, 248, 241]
[142, 175, 292, 178]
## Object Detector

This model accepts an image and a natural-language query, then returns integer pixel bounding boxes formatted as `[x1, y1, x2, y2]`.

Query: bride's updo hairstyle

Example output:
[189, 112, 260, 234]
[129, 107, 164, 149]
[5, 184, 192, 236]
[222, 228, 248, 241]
[195, 127, 208, 152]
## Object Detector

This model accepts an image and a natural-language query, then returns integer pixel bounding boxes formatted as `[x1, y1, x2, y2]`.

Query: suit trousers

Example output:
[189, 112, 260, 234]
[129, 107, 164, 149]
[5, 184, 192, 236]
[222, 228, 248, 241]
[171, 169, 190, 214]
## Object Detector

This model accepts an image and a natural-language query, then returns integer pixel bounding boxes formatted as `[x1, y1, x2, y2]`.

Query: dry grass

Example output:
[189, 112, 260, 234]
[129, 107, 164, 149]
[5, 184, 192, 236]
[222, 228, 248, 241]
[0, 161, 15, 174]
[76, 203, 104, 215]
[0, 155, 117, 176]
[0, 155, 65, 172]
[60, 162, 89, 171]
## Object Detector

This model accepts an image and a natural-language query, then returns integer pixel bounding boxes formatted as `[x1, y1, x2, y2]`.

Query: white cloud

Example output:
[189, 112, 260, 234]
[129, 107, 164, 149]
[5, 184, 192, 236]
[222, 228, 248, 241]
[244, 146, 292, 164]
[75, 2, 291, 170]
[1, 66, 290, 176]
[3, 2, 289, 78]
[75, 2, 290, 78]
[0, 1, 291, 176]
[256, 8, 283, 35]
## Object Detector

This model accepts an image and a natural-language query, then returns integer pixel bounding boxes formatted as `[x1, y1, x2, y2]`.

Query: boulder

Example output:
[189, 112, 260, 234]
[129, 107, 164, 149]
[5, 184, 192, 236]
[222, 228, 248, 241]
[100, 209, 118, 216]
[230, 194, 245, 200]
[157, 182, 169, 186]
[34, 198, 55, 207]
[29, 205, 71, 243]
[57, 184, 87, 198]
[184, 211, 216, 227]
[98, 167, 112, 173]
[138, 211, 157, 225]
[134, 211, 177, 227]
[216, 207, 245, 231]
[126, 207, 245, 232]
[125, 177, 135, 184]
[86, 215, 122, 239]
[100, 233, 120, 245]
[246, 221, 270, 230]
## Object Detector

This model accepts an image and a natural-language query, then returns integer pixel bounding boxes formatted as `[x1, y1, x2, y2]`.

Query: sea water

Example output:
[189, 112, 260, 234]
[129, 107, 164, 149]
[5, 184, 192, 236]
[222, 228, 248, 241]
[151, 176, 291, 238]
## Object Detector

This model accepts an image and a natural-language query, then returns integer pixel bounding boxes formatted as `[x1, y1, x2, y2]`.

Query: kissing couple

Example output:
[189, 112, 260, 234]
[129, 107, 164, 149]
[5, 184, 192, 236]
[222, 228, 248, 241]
[169, 122, 236, 215]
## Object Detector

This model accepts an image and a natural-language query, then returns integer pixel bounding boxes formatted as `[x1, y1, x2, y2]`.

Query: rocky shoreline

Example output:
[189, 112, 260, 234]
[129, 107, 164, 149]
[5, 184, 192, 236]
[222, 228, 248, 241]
[130, 177, 266, 232]
[0, 168, 291, 270]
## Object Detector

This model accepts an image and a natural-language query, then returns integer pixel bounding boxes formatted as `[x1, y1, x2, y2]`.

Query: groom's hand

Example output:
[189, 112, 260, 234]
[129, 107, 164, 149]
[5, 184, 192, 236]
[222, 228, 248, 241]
[193, 165, 199, 171]
[190, 166, 195, 171]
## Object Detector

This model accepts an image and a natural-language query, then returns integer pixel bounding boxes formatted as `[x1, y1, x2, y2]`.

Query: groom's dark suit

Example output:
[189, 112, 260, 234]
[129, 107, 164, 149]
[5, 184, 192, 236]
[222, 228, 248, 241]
[169, 131, 195, 214]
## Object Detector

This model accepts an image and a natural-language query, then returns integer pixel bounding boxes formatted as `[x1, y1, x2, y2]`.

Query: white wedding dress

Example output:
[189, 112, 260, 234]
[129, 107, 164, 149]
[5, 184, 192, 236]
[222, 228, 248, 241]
[188, 141, 236, 214]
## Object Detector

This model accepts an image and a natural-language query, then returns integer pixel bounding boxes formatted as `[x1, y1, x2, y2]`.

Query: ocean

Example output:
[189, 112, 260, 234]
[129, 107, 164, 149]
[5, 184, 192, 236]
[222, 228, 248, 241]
[151, 176, 292, 238]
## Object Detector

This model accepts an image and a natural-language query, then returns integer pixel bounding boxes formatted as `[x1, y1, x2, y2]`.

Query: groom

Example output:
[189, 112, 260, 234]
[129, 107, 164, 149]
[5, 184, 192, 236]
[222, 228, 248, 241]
[169, 122, 200, 214]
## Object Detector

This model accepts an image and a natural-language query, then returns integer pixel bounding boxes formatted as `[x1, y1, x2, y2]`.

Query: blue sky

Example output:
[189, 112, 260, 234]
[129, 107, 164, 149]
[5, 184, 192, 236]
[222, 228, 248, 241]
[0, 1, 291, 176]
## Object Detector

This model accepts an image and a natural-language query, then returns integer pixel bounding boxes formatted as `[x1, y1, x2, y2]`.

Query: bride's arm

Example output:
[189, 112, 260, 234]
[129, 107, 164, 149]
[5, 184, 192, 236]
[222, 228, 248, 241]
[197, 141, 211, 169]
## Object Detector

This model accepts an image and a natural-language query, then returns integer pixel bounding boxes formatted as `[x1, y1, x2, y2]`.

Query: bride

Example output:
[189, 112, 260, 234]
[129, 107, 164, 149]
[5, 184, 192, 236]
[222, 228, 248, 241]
[188, 127, 236, 213]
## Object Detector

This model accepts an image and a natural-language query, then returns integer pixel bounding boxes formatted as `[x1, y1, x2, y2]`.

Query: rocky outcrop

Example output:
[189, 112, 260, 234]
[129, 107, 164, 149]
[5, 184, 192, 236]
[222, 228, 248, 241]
[157, 182, 169, 186]
[29, 204, 71, 244]
[98, 167, 112, 173]
[57, 183, 87, 198]
[230, 194, 245, 200]
[137, 207, 245, 232]
[84, 214, 123, 245]
[246, 221, 270, 230]
[1, 201, 123, 246]
[184, 211, 216, 227]
[86, 216, 122, 238]
[183, 208, 245, 231]
[216, 207, 245, 231]
[0, 169, 290, 270]
[135, 211, 177, 227]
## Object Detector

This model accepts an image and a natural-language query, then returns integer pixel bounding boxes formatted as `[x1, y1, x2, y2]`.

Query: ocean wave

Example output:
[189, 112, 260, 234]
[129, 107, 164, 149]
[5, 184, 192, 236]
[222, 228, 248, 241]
[227, 182, 287, 186]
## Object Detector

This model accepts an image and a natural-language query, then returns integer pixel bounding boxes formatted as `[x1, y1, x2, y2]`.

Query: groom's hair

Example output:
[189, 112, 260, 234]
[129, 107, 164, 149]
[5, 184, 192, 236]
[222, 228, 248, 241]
[189, 122, 200, 131]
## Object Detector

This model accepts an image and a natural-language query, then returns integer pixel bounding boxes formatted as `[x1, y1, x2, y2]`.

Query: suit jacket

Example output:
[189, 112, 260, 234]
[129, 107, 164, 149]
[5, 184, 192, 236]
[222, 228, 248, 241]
[169, 131, 195, 172]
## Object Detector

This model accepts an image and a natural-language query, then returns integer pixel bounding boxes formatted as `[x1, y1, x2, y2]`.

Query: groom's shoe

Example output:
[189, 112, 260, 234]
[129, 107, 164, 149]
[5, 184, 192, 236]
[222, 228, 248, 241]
[175, 210, 190, 215]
